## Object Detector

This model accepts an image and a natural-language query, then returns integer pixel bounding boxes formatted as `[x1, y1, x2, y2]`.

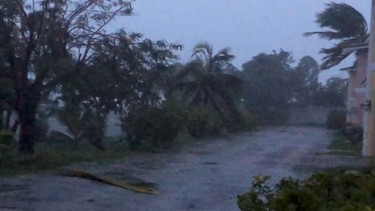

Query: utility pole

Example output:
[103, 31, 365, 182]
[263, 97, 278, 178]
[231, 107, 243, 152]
[364, 0, 375, 156]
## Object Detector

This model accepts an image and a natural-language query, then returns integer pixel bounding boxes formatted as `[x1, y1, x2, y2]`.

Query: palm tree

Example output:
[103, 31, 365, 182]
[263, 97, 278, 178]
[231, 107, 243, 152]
[191, 42, 235, 73]
[170, 42, 242, 112]
[304, 3, 368, 70]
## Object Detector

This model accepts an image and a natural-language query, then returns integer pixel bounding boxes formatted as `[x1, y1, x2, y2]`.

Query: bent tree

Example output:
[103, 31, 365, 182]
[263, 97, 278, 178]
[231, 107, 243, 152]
[0, 0, 134, 155]
[304, 3, 368, 69]
[56, 33, 181, 150]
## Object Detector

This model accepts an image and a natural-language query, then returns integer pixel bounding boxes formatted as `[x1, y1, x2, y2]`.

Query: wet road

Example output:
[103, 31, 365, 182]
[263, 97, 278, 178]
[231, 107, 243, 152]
[0, 126, 367, 211]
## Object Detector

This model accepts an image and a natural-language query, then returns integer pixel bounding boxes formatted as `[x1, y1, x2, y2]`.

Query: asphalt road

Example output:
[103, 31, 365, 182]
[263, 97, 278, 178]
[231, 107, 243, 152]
[0, 126, 367, 211]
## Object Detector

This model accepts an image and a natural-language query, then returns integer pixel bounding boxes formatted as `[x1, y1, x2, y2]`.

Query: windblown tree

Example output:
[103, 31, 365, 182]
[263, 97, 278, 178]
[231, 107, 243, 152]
[170, 42, 243, 113]
[56, 33, 180, 150]
[241, 50, 294, 124]
[315, 77, 348, 107]
[0, 0, 136, 155]
[304, 3, 368, 69]
[291, 56, 320, 106]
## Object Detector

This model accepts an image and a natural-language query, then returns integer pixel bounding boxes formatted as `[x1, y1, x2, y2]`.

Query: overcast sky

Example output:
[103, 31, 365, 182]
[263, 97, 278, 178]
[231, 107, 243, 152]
[112, 1, 371, 82]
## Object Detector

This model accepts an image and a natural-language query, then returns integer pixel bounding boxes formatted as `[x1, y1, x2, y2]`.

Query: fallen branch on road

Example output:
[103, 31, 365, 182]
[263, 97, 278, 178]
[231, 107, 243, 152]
[58, 168, 157, 195]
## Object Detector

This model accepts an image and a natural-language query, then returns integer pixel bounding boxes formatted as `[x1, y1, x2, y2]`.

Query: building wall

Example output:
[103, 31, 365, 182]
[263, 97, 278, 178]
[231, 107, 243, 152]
[347, 51, 368, 127]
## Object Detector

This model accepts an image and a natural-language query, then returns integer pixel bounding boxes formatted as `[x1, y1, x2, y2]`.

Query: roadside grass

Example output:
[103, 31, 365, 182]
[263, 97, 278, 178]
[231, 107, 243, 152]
[0, 138, 130, 177]
[0, 126, 241, 178]
[0, 131, 200, 177]
[325, 131, 362, 157]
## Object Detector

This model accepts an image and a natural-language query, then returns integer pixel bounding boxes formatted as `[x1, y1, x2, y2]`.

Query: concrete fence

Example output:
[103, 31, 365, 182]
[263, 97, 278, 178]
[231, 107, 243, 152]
[286, 106, 335, 126]
[4, 106, 337, 140]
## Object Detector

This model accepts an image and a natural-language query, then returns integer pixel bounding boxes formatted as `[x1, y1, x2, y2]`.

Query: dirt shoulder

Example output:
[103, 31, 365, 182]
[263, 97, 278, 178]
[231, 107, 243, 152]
[0, 126, 369, 211]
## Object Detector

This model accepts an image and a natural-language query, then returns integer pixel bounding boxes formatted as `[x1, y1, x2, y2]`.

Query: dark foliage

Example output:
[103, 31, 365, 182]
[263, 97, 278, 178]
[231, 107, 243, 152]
[122, 103, 186, 150]
[241, 50, 294, 124]
[326, 109, 347, 130]
[314, 78, 347, 107]
[0, 0, 135, 154]
[0, 130, 15, 165]
[340, 125, 363, 145]
[186, 107, 223, 138]
[304, 3, 368, 69]
[33, 116, 49, 143]
[238, 170, 375, 211]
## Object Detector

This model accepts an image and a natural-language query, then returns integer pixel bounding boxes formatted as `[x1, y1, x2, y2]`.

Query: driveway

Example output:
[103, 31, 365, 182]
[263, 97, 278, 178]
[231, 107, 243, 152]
[0, 126, 368, 211]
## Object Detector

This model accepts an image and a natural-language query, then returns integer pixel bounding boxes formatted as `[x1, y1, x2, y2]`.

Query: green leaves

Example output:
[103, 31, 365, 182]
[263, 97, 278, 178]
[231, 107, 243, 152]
[304, 3, 368, 70]
[304, 3, 367, 40]
[171, 42, 242, 117]
[316, 3, 367, 39]
[238, 170, 375, 211]
[191, 42, 234, 73]
[122, 103, 186, 150]
[241, 50, 294, 110]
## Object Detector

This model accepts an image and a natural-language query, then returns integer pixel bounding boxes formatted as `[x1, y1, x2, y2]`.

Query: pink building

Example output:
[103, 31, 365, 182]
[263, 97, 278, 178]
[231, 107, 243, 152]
[341, 47, 368, 127]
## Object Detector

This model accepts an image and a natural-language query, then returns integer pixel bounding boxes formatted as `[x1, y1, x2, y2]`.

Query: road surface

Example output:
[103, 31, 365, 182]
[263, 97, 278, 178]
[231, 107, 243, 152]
[0, 126, 367, 211]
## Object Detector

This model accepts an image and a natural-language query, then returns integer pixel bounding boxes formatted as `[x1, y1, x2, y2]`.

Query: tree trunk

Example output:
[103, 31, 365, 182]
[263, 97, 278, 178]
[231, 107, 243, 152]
[18, 92, 40, 155]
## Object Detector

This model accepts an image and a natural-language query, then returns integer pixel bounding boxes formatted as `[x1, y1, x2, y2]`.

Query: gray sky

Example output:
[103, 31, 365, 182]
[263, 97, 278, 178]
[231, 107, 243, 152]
[113, 1, 371, 82]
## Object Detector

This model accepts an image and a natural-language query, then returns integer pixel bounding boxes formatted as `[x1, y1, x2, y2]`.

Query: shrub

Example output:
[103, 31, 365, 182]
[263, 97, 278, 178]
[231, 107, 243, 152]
[186, 107, 223, 138]
[340, 125, 363, 144]
[223, 109, 256, 133]
[56, 103, 85, 146]
[0, 130, 15, 165]
[33, 116, 49, 142]
[80, 111, 107, 150]
[326, 108, 346, 130]
[57, 104, 107, 150]
[123, 103, 186, 150]
[238, 170, 375, 211]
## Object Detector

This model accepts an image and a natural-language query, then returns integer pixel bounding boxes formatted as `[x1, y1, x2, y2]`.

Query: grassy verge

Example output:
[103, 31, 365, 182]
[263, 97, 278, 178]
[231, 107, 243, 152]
[0, 128, 236, 178]
[0, 138, 130, 177]
[325, 131, 362, 157]
[0, 131, 200, 177]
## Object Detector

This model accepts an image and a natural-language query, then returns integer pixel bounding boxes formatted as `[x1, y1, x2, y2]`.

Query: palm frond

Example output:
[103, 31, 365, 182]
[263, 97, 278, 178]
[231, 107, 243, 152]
[304, 3, 368, 69]
[304, 31, 345, 40]
[315, 3, 368, 39]
[174, 61, 204, 80]
[320, 48, 351, 70]
[319, 35, 368, 70]
[191, 42, 213, 61]
[170, 42, 242, 113]
[212, 47, 235, 63]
